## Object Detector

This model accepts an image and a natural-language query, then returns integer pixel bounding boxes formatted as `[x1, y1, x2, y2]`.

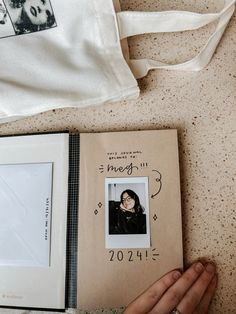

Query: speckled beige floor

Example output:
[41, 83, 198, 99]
[0, 1, 235, 314]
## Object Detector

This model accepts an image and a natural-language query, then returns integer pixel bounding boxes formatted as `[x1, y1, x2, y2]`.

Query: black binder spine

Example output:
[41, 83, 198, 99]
[65, 134, 80, 308]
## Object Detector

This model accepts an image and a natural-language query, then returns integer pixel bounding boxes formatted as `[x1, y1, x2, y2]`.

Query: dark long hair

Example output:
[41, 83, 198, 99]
[9, 0, 55, 34]
[9, 0, 25, 8]
[120, 189, 144, 214]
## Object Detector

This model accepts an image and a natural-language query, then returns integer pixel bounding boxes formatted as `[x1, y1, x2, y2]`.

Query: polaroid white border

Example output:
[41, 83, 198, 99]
[105, 177, 150, 249]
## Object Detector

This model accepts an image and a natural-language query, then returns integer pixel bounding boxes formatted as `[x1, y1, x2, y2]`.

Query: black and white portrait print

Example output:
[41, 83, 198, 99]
[0, 0, 56, 38]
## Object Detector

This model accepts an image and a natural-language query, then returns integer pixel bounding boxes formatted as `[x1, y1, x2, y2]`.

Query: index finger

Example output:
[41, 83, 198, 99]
[124, 270, 182, 314]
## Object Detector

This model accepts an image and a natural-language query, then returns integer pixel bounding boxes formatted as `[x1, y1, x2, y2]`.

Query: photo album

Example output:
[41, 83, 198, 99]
[0, 129, 183, 311]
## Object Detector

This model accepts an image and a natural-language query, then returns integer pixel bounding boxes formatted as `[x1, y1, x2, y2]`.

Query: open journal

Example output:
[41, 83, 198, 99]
[0, 130, 183, 311]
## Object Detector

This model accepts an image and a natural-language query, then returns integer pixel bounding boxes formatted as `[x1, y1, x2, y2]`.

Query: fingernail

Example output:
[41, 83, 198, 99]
[206, 263, 215, 274]
[194, 262, 204, 273]
[173, 271, 182, 280]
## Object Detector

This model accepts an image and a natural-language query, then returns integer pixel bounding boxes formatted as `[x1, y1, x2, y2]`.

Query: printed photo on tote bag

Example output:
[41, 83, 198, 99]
[0, 0, 56, 36]
[0, 0, 235, 123]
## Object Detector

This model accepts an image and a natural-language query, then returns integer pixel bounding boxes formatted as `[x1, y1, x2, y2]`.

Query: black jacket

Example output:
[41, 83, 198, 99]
[116, 209, 146, 234]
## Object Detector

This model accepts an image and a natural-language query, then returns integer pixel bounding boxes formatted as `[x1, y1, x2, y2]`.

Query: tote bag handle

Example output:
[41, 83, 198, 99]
[116, 0, 235, 78]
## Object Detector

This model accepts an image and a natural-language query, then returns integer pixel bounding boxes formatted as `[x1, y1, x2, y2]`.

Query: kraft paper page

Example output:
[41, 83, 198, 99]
[77, 129, 183, 310]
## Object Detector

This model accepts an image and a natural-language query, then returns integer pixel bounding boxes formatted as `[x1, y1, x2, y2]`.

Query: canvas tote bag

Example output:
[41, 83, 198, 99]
[0, 0, 235, 123]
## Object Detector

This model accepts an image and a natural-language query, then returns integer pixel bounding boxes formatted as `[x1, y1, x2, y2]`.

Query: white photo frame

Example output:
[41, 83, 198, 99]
[0, 162, 53, 267]
[105, 177, 150, 249]
[0, 133, 69, 309]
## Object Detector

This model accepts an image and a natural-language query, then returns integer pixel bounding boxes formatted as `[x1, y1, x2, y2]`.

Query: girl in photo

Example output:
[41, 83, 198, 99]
[5, 0, 55, 34]
[116, 189, 147, 234]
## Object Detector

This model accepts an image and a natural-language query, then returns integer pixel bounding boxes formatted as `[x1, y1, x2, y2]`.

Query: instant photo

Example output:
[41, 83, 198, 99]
[105, 177, 150, 249]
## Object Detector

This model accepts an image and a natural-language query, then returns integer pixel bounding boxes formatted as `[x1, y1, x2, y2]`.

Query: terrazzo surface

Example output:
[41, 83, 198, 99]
[0, 0, 235, 313]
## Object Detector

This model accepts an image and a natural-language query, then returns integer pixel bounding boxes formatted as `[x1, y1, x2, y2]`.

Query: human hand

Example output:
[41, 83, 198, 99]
[124, 261, 217, 314]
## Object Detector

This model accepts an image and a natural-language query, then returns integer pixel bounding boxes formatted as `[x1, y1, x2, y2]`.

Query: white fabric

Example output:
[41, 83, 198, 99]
[0, 0, 234, 123]
[117, 0, 235, 38]
[0, 0, 139, 123]
[117, 0, 236, 78]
